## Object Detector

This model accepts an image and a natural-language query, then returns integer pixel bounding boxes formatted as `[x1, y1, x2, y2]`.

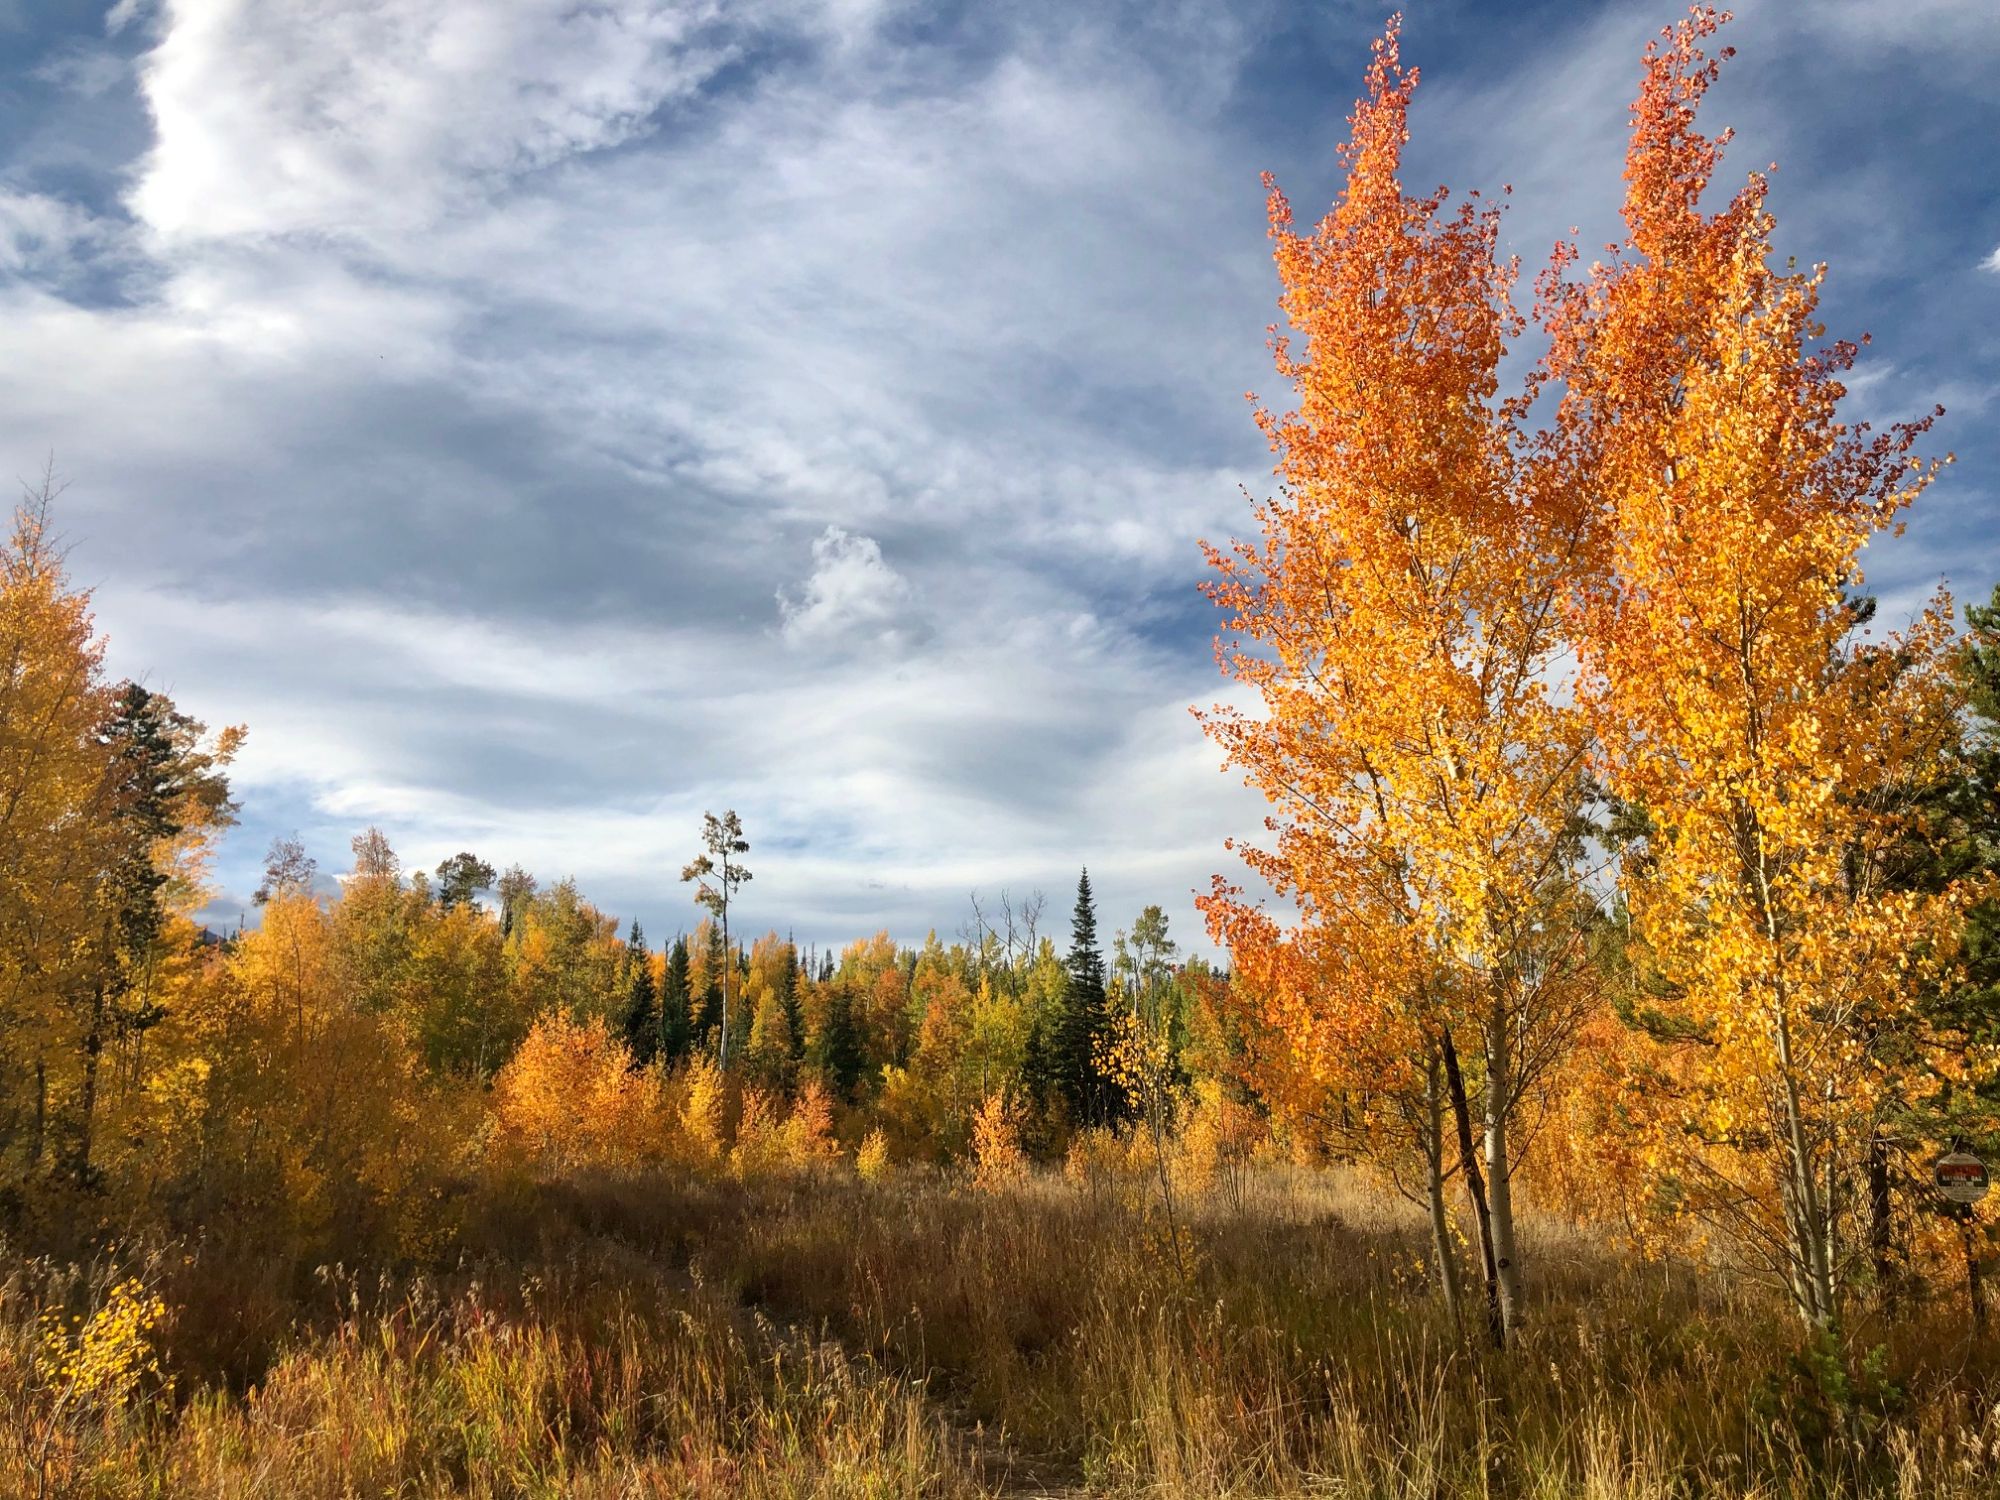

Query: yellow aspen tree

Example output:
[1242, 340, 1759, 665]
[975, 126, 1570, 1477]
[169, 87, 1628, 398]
[489, 1011, 662, 1176]
[970, 1090, 1028, 1191]
[855, 1125, 892, 1184]
[1199, 19, 1597, 1343]
[677, 1054, 729, 1171]
[1544, 9, 1975, 1329]
[1211, 895, 1470, 1328]
[731, 1084, 785, 1180]
[0, 478, 117, 1181]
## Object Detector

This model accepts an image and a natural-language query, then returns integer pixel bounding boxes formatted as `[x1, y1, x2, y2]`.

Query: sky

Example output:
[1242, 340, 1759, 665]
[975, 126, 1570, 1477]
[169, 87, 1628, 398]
[0, 0, 1994, 957]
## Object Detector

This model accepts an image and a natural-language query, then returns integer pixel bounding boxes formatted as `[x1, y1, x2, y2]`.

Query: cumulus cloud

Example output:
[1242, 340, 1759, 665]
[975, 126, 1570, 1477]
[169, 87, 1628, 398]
[778, 526, 919, 650]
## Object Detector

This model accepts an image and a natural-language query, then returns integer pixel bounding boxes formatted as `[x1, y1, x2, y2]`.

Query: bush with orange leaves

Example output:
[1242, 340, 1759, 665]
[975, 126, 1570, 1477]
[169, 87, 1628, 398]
[731, 1086, 787, 1180]
[729, 1080, 847, 1181]
[783, 1079, 844, 1173]
[487, 1012, 666, 1176]
[969, 1092, 1027, 1191]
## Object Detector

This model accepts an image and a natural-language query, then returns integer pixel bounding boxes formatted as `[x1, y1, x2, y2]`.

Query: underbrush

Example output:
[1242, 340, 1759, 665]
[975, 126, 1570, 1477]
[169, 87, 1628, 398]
[4, 1167, 1999, 1497]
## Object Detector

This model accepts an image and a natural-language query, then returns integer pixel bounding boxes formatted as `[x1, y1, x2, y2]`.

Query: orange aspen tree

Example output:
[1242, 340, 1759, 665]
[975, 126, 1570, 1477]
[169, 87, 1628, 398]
[1199, 20, 1598, 1345]
[1544, 10, 1975, 1329]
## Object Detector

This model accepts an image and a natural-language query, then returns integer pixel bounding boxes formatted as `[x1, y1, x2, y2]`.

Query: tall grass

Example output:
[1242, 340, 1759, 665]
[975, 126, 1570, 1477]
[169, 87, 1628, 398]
[5, 1166, 1999, 1497]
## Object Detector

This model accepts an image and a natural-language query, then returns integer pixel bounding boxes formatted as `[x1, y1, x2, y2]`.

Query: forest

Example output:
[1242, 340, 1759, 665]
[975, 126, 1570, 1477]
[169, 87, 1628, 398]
[4, 10, 2000, 1498]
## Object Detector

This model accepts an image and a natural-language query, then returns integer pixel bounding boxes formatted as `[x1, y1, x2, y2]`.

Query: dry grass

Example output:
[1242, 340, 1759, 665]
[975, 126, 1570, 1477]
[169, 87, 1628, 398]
[4, 1166, 1999, 1497]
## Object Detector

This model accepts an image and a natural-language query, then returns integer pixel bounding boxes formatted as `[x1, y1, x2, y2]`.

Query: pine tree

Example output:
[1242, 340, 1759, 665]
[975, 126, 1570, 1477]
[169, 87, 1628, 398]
[781, 938, 806, 1067]
[618, 919, 657, 1067]
[1056, 869, 1118, 1125]
[434, 852, 496, 910]
[659, 935, 693, 1064]
[815, 978, 864, 1101]
[74, 681, 238, 1184]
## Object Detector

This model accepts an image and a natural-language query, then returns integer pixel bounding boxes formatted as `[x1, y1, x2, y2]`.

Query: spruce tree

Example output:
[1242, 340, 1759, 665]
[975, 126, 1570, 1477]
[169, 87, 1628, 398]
[659, 935, 693, 1064]
[816, 979, 864, 1101]
[618, 920, 657, 1066]
[1057, 868, 1118, 1125]
[781, 938, 806, 1066]
[695, 923, 725, 1054]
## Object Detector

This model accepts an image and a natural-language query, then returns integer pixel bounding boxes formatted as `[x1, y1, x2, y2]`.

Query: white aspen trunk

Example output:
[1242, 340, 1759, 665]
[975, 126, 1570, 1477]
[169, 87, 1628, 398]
[1484, 996, 1522, 1340]
[1772, 1003, 1838, 1330]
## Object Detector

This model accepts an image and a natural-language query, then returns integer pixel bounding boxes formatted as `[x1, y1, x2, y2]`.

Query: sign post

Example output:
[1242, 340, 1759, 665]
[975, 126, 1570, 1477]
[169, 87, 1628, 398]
[1937, 1151, 1990, 1331]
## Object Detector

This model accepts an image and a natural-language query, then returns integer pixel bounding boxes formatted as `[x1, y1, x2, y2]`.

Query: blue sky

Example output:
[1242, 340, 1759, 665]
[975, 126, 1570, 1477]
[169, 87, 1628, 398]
[0, 0, 1994, 955]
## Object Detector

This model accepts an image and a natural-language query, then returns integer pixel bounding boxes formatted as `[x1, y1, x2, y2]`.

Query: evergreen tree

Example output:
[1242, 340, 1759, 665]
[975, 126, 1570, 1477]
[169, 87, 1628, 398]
[781, 938, 806, 1066]
[618, 919, 657, 1066]
[1056, 868, 1119, 1125]
[1952, 585, 2000, 1019]
[816, 978, 864, 1101]
[100, 683, 238, 975]
[496, 865, 536, 939]
[695, 923, 725, 1054]
[78, 682, 237, 1182]
[434, 852, 496, 909]
[1018, 1011, 1059, 1153]
[659, 935, 693, 1064]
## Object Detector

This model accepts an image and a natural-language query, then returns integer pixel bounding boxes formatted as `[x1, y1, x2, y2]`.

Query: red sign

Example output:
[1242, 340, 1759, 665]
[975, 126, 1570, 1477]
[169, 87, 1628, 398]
[1936, 1152, 1989, 1205]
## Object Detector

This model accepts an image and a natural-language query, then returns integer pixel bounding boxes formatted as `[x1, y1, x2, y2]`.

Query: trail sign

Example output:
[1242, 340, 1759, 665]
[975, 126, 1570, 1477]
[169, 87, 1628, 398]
[1936, 1151, 1989, 1205]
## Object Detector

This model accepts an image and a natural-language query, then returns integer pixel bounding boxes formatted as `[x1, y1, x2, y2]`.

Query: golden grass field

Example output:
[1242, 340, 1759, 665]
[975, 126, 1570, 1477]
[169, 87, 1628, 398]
[5, 1162, 1999, 1498]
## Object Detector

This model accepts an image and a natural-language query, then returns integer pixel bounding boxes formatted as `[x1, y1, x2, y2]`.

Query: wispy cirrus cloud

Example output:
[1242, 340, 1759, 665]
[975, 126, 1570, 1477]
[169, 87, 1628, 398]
[0, 0, 1989, 951]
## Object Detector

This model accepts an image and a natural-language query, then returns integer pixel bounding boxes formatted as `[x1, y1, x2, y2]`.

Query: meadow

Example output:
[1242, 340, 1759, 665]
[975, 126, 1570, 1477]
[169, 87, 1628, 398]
[7, 11, 2000, 1498]
[8, 1155, 2000, 1499]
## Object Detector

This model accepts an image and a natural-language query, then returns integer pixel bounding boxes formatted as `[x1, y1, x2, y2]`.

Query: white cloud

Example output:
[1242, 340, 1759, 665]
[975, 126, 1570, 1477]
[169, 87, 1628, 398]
[105, 0, 152, 36]
[0, 0, 1986, 955]
[0, 191, 106, 275]
[778, 526, 918, 649]
[129, 0, 739, 242]
[32, 43, 130, 97]
[1983, 245, 2000, 274]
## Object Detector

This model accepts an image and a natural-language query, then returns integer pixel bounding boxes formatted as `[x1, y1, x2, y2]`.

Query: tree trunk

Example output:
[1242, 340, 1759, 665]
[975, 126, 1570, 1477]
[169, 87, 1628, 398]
[1867, 1134, 1895, 1314]
[30, 1058, 45, 1167]
[1425, 1055, 1464, 1332]
[1441, 1028, 1504, 1348]
[1964, 1214, 1987, 1333]
[1772, 1002, 1838, 1330]
[1483, 997, 1522, 1340]
[70, 984, 105, 1187]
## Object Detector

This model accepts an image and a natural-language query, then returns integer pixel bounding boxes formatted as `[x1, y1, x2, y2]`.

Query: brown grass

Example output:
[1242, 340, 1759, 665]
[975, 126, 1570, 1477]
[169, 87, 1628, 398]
[5, 1165, 1999, 1497]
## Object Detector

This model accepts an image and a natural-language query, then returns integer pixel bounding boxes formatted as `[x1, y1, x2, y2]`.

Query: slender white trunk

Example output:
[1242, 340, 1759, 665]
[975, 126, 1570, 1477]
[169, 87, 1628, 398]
[1484, 996, 1522, 1339]
[1772, 1001, 1837, 1329]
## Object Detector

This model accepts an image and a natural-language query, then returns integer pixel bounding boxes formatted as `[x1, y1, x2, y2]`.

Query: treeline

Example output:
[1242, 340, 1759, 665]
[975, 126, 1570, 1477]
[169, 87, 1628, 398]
[0, 479, 1256, 1259]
